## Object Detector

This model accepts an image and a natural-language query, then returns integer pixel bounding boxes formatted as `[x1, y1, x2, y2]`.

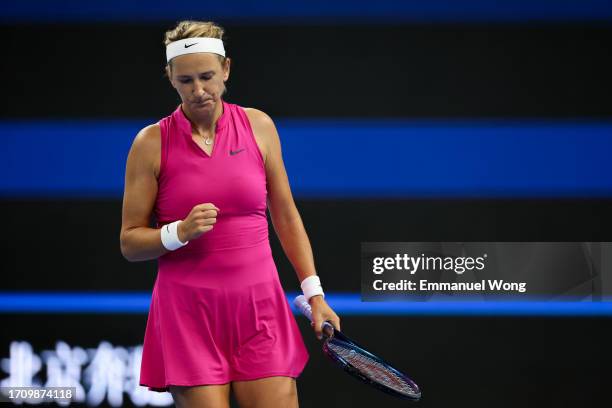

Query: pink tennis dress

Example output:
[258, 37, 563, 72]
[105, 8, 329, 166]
[139, 100, 309, 392]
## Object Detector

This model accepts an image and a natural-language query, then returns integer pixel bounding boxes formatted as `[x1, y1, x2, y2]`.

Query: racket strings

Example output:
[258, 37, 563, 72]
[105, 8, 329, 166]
[328, 342, 416, 396]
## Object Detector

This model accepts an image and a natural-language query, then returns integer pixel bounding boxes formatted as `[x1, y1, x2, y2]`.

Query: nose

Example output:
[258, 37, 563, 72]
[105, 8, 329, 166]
[192, 79, 206, 97]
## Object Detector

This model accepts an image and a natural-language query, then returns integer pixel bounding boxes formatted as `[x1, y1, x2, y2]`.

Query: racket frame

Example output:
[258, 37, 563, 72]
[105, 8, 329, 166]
[293, 295, 421, 401]
[322, 329, 421, 400]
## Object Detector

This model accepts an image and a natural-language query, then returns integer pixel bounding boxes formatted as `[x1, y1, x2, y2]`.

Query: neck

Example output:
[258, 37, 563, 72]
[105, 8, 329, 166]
[181, 100, 224, 134]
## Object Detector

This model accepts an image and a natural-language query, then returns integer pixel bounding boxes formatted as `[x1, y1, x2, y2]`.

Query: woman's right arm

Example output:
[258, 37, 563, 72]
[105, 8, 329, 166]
[120, 124, 170, 262]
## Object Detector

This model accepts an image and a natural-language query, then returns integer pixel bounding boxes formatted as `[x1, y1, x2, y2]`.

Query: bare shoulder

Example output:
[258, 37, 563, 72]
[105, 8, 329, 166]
[243, 107, 275, 129]
[243, 108, 280, 164]
[129, 123, 161, 177]
[133, 123, 161, 150]
[244, 107, 280, 139]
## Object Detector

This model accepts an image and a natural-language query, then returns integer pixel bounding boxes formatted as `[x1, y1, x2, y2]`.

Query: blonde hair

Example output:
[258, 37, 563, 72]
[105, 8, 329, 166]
[163, 20, 228, 73]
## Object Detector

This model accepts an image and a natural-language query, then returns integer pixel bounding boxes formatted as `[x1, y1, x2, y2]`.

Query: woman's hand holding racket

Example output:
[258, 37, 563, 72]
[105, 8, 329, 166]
[307, 295, 340, 340]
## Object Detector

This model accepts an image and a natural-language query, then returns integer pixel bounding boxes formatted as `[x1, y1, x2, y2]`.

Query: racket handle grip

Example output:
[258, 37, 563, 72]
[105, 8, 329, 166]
[293, 295, 335, 338]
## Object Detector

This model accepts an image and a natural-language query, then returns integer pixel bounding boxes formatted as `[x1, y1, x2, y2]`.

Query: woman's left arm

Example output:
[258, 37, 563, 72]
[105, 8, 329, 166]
[245, 108, 341, 339]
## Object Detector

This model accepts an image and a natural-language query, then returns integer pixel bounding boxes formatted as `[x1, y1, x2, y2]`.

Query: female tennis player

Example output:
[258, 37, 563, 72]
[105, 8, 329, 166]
[119, 20, 341, 407]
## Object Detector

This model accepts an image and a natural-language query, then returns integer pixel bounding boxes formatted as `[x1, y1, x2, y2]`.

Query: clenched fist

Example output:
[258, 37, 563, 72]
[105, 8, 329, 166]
[177, 203, 220, 242]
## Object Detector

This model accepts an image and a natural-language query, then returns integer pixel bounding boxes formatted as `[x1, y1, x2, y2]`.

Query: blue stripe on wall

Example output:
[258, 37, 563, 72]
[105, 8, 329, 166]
[1, 119, 611, 199]
[2, 1, 612, 23]
[0, 292, 611, 316]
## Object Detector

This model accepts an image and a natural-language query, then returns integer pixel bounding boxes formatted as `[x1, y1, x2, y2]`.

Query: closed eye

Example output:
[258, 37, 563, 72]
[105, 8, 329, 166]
[178, 73, 214, 83]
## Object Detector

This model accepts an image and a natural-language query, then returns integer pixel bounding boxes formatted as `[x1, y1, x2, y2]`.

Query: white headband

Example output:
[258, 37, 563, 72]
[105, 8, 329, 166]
[166, 37, 226, 63]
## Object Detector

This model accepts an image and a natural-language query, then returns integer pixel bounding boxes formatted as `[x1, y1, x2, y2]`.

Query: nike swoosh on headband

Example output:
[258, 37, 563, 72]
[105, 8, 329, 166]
[184, 43, 198, 48]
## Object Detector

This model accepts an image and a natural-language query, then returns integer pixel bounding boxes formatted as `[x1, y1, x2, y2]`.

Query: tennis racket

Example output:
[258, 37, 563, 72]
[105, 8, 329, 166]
[293, 295, 421, 401]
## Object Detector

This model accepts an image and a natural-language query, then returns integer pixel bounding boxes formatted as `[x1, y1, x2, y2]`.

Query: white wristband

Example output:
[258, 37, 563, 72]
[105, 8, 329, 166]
[160, 220, 189, 251]
[301, 275, 325, 301]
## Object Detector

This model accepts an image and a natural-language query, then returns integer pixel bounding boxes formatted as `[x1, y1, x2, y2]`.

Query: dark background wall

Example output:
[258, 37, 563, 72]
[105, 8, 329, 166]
[1, 2, 612, 407]
[2, 23, 611, 119]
